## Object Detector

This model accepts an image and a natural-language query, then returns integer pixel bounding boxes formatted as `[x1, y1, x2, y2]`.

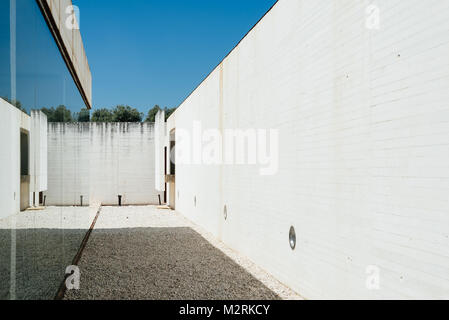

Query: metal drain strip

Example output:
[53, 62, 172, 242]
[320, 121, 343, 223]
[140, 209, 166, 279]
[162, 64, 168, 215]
[54, 206, 102, 300]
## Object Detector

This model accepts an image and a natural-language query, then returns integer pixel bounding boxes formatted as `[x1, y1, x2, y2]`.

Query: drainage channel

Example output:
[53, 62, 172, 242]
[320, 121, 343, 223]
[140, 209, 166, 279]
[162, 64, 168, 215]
[54, 206, 103, 300]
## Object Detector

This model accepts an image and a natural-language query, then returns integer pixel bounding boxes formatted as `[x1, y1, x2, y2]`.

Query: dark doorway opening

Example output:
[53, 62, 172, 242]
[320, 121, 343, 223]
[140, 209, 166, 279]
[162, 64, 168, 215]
[20, 131, 29, 176]
[164, 146, 167, 204]
[20, 130, 30, 211]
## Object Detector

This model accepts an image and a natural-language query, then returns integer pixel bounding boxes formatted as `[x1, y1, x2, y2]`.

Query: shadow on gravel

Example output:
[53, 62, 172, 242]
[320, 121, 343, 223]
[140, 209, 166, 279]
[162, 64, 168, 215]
[64, 227, 280, 300]
[0, 229, 87, 300]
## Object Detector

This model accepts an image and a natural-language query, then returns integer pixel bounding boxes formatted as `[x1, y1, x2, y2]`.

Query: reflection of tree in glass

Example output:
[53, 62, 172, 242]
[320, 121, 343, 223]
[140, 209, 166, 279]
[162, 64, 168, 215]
[41, 105, 73, 122]
[73, 108, 90, 122]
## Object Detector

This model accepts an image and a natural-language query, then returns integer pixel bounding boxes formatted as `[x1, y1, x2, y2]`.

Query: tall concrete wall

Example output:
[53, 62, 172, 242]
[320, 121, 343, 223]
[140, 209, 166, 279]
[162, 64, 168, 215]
[154, 111, 166, 192]
[46, 123, 160, 206]
[30, 110, 48, 200]
[167, 0, 449, 299]
[0, 99, 28, 219]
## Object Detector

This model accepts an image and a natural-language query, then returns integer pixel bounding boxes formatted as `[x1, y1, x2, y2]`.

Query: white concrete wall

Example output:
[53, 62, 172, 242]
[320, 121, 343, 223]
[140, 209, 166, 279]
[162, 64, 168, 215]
[46, 122, 90, 206]
[0, 98, 31, 219]
[46, 123, 160, 206]
[154, 111, 166, 192]
[30, 110, 48, 203]
[167, 0, 449, 299]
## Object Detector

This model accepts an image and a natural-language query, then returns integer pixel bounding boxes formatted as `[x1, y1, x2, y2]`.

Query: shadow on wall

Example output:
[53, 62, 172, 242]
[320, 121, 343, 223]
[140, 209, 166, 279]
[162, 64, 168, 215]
[0, 228, 87, 300]
[65, 227, 280, 300]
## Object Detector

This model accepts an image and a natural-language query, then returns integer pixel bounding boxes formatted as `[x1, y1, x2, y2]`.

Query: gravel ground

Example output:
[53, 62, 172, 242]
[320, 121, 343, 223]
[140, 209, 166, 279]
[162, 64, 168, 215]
[0, 206, 98, 300]
[65, 206, 302, 300]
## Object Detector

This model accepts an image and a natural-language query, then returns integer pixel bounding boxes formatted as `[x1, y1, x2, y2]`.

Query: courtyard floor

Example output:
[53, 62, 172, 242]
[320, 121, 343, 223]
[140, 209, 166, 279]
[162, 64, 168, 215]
[0, 206, 97, 300]
[1, 206, 301, 300]
[65, 206, 301, 300]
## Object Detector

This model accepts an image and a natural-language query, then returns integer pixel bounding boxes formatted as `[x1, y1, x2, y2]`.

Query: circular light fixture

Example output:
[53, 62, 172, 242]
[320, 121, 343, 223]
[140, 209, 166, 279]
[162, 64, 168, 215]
[289, 226, 296, 250]
[224, 205, 228, 220]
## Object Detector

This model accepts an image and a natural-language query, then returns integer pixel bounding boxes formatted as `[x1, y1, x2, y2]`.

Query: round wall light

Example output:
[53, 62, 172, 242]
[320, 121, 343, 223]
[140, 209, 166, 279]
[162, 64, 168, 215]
[224, 205, 228, 220]
[289, 226, 296, 250]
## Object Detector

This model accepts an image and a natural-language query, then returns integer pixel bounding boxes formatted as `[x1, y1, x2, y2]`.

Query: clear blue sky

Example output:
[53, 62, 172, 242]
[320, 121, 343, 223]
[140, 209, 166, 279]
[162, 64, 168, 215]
[73, 0, 277, 114]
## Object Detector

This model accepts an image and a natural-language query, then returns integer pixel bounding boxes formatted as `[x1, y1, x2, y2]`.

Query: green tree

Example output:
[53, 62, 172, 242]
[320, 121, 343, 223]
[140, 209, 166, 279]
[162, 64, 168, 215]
[75, 108, 90, 122]
[91, 108, 114, 122]
[145, 105, 177, 122]
[53, 105, 73, 122]
[41, 105, 73, 122]
[112, 105, 142, 122]
[145, 105, 161, 122]
[164, 107, 177, 120]
[40, 107, 55, 122]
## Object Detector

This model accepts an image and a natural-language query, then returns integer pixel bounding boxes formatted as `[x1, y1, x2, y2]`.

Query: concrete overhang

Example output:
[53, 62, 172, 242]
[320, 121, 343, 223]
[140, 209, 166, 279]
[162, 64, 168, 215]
[36, 0, 92, 109]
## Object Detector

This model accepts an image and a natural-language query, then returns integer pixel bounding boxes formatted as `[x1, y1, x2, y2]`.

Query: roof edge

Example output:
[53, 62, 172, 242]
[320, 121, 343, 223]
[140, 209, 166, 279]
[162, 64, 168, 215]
[36, 0, 92, 109]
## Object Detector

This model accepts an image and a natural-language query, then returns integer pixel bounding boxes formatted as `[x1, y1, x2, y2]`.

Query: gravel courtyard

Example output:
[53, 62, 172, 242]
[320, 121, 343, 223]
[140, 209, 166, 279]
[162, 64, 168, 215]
[65, 206, 301, 300]
[0, 207, 98, 300]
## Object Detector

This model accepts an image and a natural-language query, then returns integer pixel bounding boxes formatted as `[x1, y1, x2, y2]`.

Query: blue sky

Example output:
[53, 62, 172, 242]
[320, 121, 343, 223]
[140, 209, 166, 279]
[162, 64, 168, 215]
[73, 0, 277, 114]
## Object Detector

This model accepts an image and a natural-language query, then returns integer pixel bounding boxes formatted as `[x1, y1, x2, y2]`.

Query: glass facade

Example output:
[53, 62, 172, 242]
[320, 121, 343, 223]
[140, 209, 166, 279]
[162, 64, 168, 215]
[0, 1, 10, 101]
[0, 0, 89, 300]
[1, 0, 85, 114]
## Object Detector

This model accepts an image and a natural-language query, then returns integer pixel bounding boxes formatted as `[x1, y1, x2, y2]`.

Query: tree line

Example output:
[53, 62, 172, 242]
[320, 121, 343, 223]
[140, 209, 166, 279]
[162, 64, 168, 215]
[42, 105, 176, 123]
[1, 96, 175, 123]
